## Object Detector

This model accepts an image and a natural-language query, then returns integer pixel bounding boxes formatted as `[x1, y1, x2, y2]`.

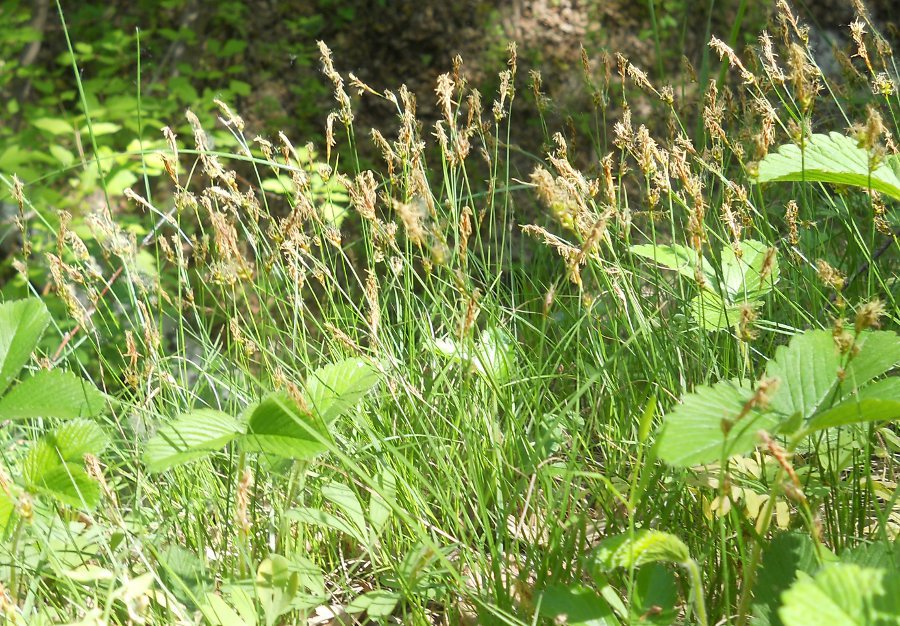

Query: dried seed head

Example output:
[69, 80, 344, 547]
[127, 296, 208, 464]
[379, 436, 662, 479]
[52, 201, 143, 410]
[816, 258, 845, 291]
[214, 98, 245, 133]
[436, 73, 455, 125]
[709, 36, 756, 84]
[739, 303, 759, 341]
[759, 31, 786, 84]
[365, 270, 380, 342]
[347, 170, 378, 221]
[855, 298, 885, 333]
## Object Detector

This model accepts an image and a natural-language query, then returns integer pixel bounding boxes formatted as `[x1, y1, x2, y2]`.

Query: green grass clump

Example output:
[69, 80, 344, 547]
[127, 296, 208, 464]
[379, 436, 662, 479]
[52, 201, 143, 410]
[0, 1, 898, 625]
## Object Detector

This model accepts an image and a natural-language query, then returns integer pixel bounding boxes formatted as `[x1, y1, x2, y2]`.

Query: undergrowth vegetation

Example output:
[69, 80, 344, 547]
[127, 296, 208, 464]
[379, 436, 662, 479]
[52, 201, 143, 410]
[0, 1, 899, 624]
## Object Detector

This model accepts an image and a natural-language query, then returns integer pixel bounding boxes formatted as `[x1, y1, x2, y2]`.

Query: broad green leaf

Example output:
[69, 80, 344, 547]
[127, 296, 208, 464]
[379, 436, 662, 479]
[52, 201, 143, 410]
[143, 409, 242, 473]
[321, 481, 368, 542]
[842, 331, 900, 389]
[766, 330, 900, 421]
[260, 176, 293, 195]
[285, 507, 367, 545]
[807, 378, 900, 432]
[689, 290, 747, 331]
[105, 168, 138, 195]
[22, 424, 105, 509]
[538, 584, 615, 626]
[50, 144, 75, 167]
[841, 540, 900, 570]
[0, 369, 107, 420]
[157, 545, 212, 606]
[346, 590, 401, 618]
[48, 419, 109, 460]
[720, 240, 778, 300]
[32, 117, 73, 135]
[256, 555, 299, 626]
[432, 328, 517, 382]
[0, 298, 52, 395]
[632, 564, 679, 626]
[64, 565, 115, 583]
[79, 122, 122, 136]
[779, 563, 900, 626]
[34, 462, 101, 509]
[200, 593, 251, 626]
[752, 532, 827, 626]
[305, 358, 378, 424]
[757, 132, 900, 201]
[369, 469, 397, 536]
[592, 530, 691, 571]
[630, 243, 717, 287]
[240, 391, 331, 460]
[0, 489, 15, 534]
[657, 380, 781, 467]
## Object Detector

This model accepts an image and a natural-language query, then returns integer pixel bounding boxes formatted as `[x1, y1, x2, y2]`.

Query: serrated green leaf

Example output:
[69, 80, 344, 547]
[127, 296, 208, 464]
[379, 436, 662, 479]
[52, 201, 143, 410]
[34, 462, 101, 509]
[752, 532, 827, 626]
[49, 419, 109, 460]
[346, 590, 400, 618]
[658, 380, 781, 467]
[305, 358, 378, 424]
[630, 243, 717, 287]
[779, 563, 900, 626]
[240, 391, 331, 460]
[0, 369, 107, 420]
[592, 530, 691, 571]
[806, 377, 900, 432]
[0, 298, 52, 395]
[143, 409, 243, 473]
[538, 585, 615, 626]
[757, 132, 900, 200]
[766, 330, 900, 421]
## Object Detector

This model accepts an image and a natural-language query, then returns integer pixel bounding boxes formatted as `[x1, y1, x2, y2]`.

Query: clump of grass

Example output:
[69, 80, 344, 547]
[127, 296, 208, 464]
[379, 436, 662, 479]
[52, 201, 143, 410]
[0, 1, 897, 625]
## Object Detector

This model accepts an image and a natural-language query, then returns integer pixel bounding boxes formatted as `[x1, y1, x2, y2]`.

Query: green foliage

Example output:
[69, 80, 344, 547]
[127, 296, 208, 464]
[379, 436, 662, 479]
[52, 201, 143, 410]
[757, 132, 900, 201]
[0, 298, 107, 519]
[142, 409, 243, 473]
[143, 358, 377, 472]
[658, 329, 900, 467]
[779, 563, 900, 626]
[631, 239, 778, 331]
